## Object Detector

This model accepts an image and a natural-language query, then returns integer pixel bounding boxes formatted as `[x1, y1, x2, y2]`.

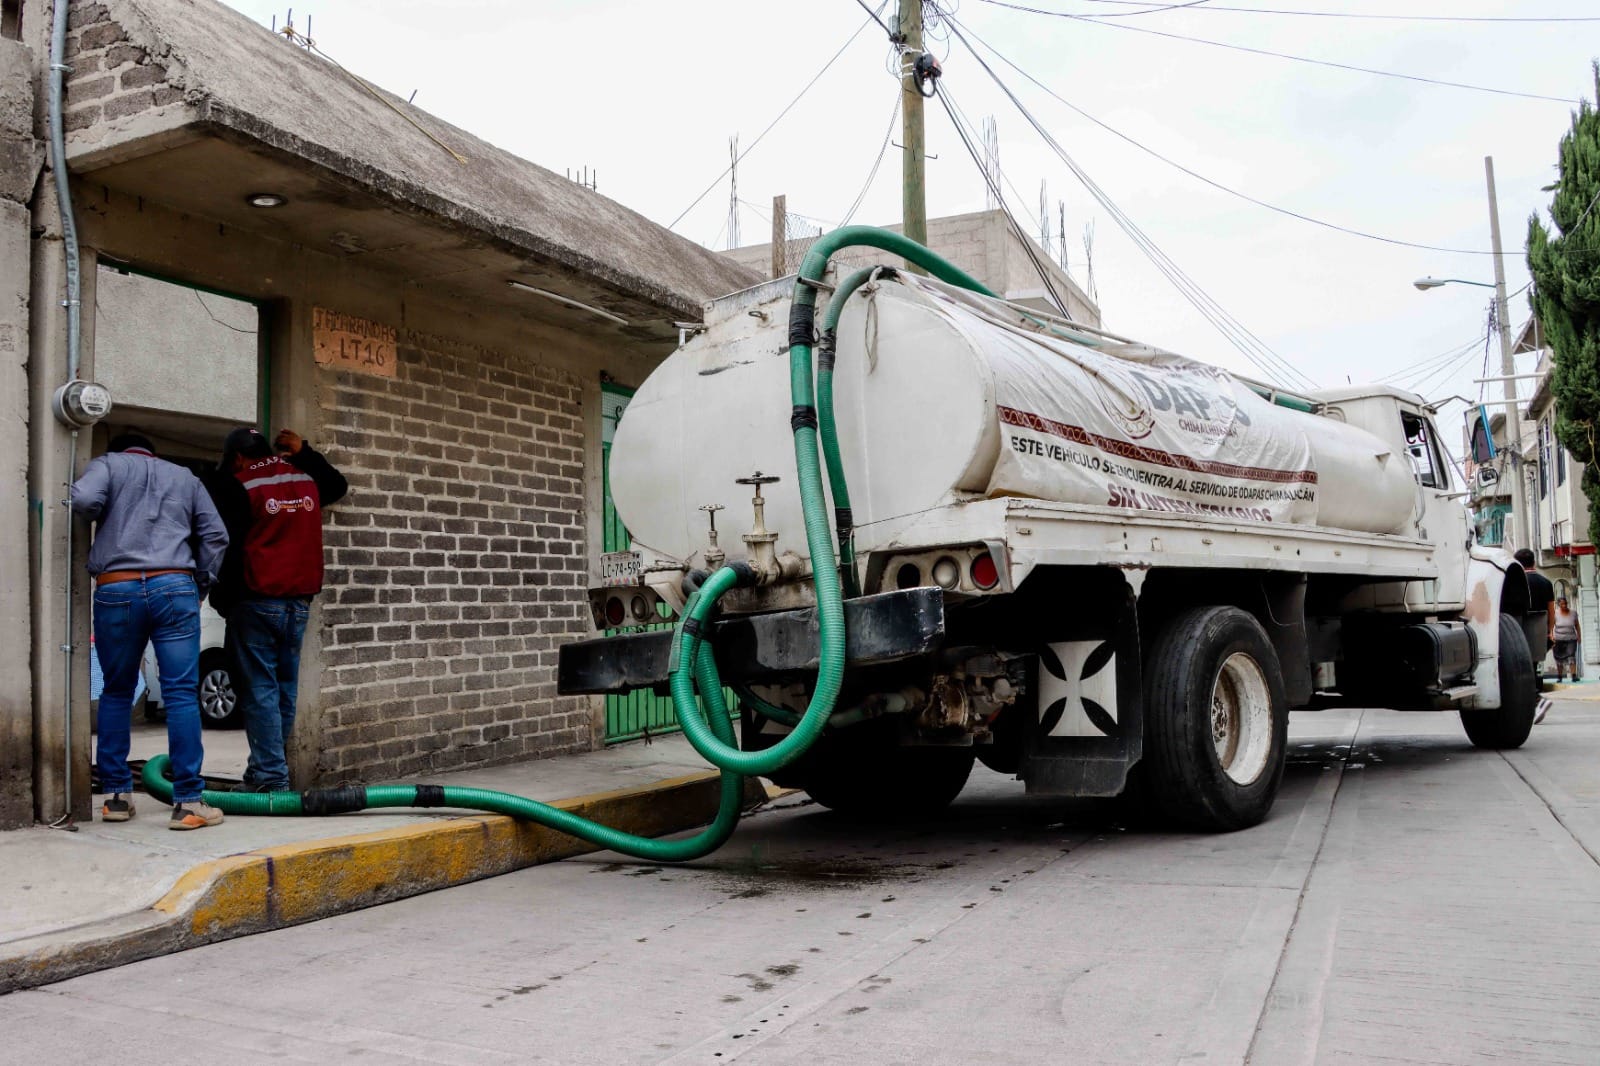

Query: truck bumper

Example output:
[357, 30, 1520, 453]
[556, 588, 946, 696]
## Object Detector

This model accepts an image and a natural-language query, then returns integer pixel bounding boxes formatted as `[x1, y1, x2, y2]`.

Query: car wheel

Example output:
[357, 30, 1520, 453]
[198, 648, 243, 729]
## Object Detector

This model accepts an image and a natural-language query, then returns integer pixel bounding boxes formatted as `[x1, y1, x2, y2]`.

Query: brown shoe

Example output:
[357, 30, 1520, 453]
[169, 801, 224, 830]
[101, 793, 135, 822]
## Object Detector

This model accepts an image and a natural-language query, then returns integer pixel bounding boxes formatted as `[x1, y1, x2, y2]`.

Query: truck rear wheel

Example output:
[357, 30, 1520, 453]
[801, 741, 975, 819]
[1144, 606, 1288, 831]
[1459, 614, 1537, 750]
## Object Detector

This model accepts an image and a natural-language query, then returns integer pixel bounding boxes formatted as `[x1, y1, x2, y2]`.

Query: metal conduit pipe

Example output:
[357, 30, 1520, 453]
[48, 0, 86, 826]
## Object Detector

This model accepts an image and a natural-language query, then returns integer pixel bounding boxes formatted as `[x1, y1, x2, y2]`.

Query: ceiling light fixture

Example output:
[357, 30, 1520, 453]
[247, 193, 287, 208]
[508, 280, 629, 326]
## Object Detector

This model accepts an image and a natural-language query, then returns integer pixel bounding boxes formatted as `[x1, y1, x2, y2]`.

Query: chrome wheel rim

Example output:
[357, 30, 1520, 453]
[200, 668, 235, 721]
[1210, 652, 1272, 785]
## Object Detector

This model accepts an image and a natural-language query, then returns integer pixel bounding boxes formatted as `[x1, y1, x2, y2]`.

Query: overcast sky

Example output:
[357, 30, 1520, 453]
[224, 1, 1597, 438]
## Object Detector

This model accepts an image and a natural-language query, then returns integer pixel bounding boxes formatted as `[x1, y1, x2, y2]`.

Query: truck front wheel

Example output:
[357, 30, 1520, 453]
[1144, 606, 1288, 831]
[1459, 614, 1537, 750]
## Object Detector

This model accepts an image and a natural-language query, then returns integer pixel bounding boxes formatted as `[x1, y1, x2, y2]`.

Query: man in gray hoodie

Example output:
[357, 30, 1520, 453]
[71, 434, 230, 829]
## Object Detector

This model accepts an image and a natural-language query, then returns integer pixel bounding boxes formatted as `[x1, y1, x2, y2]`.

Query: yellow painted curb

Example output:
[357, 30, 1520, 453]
[2, 769, 733, 994]
[1547, 684, 1600, 702]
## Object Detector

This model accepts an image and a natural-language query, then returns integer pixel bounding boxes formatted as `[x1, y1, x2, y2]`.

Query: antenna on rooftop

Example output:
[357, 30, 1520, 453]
[1039, 179, 1049, 260]
[1082, 220, 1099, 305]
[982, 117, 999, 211]
[273, 9, 314, 49]
[727, 135, 741, 251]
[1058, 200, 1067, 272]
[566, 167, 598, 192]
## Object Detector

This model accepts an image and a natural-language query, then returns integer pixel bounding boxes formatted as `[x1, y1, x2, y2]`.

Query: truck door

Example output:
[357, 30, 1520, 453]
[1402, 410, 1467, 609]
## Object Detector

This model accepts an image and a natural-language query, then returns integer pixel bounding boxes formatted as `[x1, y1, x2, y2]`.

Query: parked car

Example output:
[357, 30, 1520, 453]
[142, 603, 241, 729]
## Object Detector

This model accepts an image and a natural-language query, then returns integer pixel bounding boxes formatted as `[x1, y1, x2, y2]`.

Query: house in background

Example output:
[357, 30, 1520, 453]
[1465, 317, 1597, 672]
[3, 0, 758, 828]
[1519, 319, 1598, 667]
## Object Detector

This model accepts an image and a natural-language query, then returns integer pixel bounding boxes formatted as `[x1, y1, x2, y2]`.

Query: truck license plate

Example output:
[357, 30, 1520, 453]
[600, 550, 642, 587]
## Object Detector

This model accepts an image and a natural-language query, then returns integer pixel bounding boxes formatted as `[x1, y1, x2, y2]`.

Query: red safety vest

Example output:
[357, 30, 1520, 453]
[236, 455, 324, 597]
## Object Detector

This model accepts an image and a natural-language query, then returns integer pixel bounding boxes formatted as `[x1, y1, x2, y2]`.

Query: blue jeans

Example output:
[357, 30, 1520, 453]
[93, 573, 206, 803]
[229, 598, 310, 791]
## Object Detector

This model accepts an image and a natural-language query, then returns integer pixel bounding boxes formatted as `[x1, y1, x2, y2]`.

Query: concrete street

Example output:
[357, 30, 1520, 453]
[5, 703, 1600, 1065]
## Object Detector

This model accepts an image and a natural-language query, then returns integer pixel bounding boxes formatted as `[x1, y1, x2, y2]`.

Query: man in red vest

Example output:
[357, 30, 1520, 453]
[207, 427, 348, 793]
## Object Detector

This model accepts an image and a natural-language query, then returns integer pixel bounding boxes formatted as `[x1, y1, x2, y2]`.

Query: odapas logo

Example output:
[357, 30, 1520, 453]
[265, 495, 315, 515]
[1085, 362, 1157, 440]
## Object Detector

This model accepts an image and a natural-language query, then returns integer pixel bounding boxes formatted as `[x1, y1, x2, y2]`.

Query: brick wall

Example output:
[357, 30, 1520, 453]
[314, 328, 594, 782]
[62, 3, 185, 132]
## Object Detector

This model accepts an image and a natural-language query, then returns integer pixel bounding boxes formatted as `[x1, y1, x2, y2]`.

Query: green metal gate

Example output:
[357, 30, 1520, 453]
[601, 383, 683, 743]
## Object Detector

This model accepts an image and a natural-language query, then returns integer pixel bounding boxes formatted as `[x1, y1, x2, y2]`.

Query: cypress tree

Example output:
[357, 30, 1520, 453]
[1528, 63, 1600, 545]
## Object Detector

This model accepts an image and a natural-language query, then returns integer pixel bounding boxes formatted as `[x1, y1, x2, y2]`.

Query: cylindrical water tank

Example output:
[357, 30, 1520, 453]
[608, 275, 1419, 568]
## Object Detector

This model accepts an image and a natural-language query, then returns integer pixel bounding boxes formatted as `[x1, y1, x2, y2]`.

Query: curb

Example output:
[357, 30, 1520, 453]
[1, 769, 751, 994]
[1547, 683, 1600, 702]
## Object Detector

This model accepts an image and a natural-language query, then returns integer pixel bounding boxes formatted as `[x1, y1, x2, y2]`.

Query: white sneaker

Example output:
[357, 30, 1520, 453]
[1534, 698, 1552, 725]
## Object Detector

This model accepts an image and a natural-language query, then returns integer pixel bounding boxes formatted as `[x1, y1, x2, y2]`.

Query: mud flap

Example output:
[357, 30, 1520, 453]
[1019, 581, 1144, 797]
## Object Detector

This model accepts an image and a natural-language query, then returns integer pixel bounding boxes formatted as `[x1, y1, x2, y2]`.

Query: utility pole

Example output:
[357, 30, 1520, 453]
[1486, 155, 1531, 552]
[898, 0, 927, 267]
[771, 194, 787, 279]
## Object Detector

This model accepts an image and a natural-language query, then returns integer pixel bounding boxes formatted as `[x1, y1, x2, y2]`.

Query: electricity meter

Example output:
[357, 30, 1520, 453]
[52, 380, 114, 428]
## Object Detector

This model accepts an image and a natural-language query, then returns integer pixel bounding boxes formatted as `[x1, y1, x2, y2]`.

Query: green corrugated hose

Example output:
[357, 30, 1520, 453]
[140, 227, 992, 862]
[811, 244, 996, 599]
[141, 642, 744, 862]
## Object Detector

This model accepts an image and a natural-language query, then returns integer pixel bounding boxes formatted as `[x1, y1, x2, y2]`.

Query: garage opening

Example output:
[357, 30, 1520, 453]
[88, 263, 267, 786]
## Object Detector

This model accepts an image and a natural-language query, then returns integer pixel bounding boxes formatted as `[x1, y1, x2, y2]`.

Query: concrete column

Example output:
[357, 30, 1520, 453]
[0, 37, 42, 828]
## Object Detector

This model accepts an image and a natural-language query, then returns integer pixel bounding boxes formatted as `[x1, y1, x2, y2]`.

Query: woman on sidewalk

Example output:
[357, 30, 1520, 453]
[1553, 596, 1582, 683]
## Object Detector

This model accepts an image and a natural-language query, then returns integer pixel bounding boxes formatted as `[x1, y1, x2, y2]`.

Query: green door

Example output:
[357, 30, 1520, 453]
[601, 383, 683, 743]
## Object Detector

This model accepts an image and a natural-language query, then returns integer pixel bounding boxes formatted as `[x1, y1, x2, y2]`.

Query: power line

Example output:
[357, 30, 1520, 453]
[943, 16, 1317, 389]
[936, 83, 1072, 317]
[974, 0, 1579, 103]
[851, 0, 894, 37]
[949, 14, 1498, 255]
[669, 6, 886, 230]
[1376, 333, 1484, 385]
[840, 93, 901, 227]
[1068, 0, 1217, 16]
[953, 18, 1504, 257]
[1044, 0, 1600, 23]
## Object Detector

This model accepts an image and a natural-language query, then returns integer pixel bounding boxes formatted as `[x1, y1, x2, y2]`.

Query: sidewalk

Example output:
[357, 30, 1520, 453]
[0, 734, 764, 994]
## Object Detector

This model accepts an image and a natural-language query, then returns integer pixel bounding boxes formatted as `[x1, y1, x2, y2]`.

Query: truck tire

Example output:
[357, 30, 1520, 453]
[801, 742, 975, 819]
[1459, 614, 1537, 750]
[1144, 606, 1288, 831]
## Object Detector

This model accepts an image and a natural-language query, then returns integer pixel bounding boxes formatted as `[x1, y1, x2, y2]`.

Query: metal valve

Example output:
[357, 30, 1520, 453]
[736, 472, 795, 583]
[699, 503, 726, 570]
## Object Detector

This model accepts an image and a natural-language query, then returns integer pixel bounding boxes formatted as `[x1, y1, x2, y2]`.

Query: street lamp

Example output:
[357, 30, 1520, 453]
[1413, 277, 1495, 291]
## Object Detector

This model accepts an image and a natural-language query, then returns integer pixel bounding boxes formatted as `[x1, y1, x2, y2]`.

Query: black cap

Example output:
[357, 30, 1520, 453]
[108, 433, 155, 454]
[221, 427, 273, 470]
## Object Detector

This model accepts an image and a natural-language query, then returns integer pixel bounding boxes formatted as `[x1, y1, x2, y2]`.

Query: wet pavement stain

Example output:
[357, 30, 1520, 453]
[736, 973, 775, 993]
[705, 855, 925, 895]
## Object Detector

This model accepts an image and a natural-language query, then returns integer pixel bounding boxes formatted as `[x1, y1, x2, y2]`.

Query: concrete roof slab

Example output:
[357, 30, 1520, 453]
[65, 0, 757, 327]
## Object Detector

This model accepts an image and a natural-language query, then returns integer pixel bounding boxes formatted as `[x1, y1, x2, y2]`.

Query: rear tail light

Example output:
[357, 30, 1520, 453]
[971, 552, 999, 590]
[604, 596, 626, 627]
[932, 556, 961, 590]
[630, 594, 651, 621]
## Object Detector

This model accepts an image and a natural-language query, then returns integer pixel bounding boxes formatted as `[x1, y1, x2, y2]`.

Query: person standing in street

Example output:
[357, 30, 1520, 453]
[1552, 596, 1582, 683]
[206, 427, 348, 793]
[1516, 549, 1557, 675]
[71, 433, 229, 829]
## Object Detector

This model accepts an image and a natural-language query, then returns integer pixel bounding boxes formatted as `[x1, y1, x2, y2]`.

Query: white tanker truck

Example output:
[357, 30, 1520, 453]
[557, 228, 1540, 831]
